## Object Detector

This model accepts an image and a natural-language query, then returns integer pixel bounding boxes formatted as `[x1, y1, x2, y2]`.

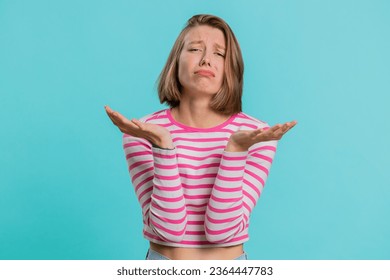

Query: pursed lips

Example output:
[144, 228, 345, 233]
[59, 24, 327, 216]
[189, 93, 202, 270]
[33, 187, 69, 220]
[194, 70, 215, 77]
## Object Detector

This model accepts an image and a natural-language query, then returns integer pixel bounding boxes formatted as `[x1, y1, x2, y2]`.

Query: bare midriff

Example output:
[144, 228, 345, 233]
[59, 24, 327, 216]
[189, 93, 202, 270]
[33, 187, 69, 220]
[150, 242, 244, 260]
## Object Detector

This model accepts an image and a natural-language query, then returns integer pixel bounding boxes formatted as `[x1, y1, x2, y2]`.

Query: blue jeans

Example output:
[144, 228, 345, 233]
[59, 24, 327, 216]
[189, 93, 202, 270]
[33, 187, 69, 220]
[145, 248, 248, 260]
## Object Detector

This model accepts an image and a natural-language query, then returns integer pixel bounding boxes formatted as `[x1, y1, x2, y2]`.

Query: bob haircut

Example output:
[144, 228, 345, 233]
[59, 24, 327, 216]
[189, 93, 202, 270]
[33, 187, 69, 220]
[157, 14, 244, 115]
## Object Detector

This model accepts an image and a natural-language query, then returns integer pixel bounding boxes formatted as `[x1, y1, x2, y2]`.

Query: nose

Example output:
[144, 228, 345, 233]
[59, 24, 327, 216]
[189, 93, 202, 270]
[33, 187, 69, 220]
[200, 52, 211, 66]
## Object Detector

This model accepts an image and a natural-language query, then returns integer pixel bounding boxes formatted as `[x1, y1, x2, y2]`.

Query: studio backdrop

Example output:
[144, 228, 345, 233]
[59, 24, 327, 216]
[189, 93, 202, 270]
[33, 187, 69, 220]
[1, 0, 389, 259]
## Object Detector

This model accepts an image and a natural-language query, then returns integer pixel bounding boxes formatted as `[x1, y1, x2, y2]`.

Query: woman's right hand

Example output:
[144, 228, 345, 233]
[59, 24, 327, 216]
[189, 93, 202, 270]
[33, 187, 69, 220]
[105, 106, 174, 149]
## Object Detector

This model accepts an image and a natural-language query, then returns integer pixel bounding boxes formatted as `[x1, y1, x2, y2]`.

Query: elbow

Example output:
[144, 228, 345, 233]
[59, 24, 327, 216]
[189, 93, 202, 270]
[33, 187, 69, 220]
[149, 216, 188, 243]
[204, 225, 240, 244]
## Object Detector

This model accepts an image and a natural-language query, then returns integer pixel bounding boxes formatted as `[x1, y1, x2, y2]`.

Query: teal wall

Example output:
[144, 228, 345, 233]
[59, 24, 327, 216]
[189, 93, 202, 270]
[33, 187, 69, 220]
[1, 0, 389, 259]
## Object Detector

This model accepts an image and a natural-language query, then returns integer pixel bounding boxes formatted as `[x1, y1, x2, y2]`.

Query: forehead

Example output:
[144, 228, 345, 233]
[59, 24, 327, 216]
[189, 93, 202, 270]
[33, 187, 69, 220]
[184, 25, 226, 47]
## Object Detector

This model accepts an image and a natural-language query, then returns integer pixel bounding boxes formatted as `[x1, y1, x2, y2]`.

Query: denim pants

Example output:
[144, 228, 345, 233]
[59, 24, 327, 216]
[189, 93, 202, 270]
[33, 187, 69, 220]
[145, 248, 248, 260]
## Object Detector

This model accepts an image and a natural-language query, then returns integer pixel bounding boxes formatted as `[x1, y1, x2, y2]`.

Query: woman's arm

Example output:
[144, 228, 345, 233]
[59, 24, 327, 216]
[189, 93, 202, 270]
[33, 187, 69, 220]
[204, 121, 296, 243]
[106, 106, 188, 242]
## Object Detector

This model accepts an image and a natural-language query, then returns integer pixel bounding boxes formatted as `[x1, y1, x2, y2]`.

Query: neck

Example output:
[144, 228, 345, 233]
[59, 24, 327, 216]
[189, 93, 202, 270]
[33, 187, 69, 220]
[172, 95, 230, 129]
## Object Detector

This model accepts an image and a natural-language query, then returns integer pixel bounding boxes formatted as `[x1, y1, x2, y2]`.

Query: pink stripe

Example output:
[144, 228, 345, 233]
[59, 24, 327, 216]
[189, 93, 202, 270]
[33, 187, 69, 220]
[219, 164, 245, 171]
[187, 220, 204, 225]
[153, 153, 176, 159]
[138, 186, 152, 201]
[154, 184, 182, 191]
[154, 163, 177, 169]
[237, 113, 268, 127]
[150, 220, 186, 236]
[176, 145, 225, 152]
[135, 176, 153, 192]
[143, 230, 161, 240]
[154, 173, 180, 180]
[182, 183, 213, 189]
[123, 134, 150, 143]
[222, 154, 247, 161]
[205, 224, 238, 235]
[243, 189, 256, 206]
[252, 153, 273, 163]
[247, 160, 269, 175]
[155, 214, 187, 224]
[230, 122, 258, 129]
[243, 202, 251, 213]
[141, 198, 151, 209]
[229, 234, 249, 242]
[152, 194, 184, 203]
[213, 185, 242, 192]
[181, 173, 216, 180]
[151, 201, 186, 213]
[179, 240, 214, 245]
[251, 145, 277, 153]
[178, 153, 222, 161]
[123, 142, 150, 149]
[243, 179, 261, 197]
[126, 150, 152, 159]
[178, 163, 220, 170]
[216, 174, 242, 182]
[186, 203, 208, 208]
[187, 210, 206, 215]
[210, 194, 241, 203]
[144, 112, 166, 122]
[207, 203, 242, 213]
[171, 128, 235, 134]
[132, 166, 153, 181]
[173, 137, 229, 142]
[206, 214, 241, 224]
[185, 231, 204, 235]
[244, 169, 265, 186]
[184, 194, 210, 200]
[129, 160, 153, 170]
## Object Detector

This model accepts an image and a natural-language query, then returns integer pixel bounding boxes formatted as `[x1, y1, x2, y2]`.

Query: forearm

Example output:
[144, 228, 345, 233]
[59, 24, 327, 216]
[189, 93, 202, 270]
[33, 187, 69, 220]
[147, 147, 188, 242]
[124, 135, 187, 242]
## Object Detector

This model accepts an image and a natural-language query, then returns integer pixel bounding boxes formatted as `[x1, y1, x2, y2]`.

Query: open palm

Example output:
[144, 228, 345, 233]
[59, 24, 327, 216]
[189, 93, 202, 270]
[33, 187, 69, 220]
[227, 121, 297, 152]
[105, 106, 174, 149]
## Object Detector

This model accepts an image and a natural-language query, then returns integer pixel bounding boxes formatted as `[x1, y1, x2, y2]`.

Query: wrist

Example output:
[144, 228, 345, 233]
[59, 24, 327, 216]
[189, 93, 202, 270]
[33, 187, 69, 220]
[152, 137, 174, 150]
[152, 142, 174, 150]
[225, 142, 248, 152]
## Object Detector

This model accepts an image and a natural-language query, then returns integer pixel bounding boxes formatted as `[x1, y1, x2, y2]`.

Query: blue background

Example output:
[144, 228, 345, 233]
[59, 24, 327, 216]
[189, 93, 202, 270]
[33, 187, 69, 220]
[1, 0, 389, 260]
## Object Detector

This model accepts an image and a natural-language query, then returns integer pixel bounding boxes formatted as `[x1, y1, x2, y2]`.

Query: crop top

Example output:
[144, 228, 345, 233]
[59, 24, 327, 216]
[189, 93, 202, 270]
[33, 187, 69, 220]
[122, 109, 277, 247]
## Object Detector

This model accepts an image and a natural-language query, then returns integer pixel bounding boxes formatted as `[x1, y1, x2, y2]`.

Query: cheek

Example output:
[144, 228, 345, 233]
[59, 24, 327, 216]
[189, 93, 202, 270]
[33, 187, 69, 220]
[217, 63, 225, 84]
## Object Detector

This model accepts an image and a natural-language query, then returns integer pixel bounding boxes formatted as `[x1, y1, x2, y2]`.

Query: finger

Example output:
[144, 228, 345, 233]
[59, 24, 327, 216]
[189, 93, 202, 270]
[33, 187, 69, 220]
[105, 108, 120, 126]
[250, 128, 263, 137]
[131, 119, 144, 130]
[268, 124, 282, 133]
[104, 105, 112, 113]
[273, 122, 297, 138]
[281, 121, 297, 133]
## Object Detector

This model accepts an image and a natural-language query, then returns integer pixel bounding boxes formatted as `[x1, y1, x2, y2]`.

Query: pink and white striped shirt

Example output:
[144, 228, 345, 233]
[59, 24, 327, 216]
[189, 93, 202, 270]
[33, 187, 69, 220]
[123, 109, 277, 247]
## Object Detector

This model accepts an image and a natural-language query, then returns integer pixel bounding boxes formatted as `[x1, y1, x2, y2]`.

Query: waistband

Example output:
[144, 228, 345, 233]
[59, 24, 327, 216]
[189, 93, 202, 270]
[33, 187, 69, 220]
[145, 248, 248, 260]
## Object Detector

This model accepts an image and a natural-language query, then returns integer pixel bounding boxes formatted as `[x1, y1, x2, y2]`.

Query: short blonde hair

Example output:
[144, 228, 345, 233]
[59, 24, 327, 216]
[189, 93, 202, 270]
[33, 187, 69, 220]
[157, 14, 244, 115]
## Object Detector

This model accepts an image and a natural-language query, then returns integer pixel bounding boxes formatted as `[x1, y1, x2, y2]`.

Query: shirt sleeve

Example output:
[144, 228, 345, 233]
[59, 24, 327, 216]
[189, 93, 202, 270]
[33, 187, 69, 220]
[204, 139, 278, 243]
[123, 134, 188, 242]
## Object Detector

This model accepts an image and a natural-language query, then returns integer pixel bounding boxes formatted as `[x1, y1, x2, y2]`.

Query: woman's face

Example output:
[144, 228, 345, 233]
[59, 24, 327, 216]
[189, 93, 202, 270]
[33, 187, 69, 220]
[178, 25, 226, 98]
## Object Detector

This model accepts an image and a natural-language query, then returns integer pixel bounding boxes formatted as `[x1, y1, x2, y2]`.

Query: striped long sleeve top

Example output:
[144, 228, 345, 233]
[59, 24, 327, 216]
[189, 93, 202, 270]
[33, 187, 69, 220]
[123, 109, 277, 247]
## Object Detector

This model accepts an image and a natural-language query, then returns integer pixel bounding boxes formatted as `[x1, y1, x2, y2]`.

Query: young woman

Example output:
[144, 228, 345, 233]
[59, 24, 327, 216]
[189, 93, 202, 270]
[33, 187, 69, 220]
[105, 14, 296, 260]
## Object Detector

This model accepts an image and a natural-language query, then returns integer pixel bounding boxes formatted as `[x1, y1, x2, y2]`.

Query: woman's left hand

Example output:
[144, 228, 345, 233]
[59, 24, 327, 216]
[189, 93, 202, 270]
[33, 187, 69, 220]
[226, 121, 297, 152]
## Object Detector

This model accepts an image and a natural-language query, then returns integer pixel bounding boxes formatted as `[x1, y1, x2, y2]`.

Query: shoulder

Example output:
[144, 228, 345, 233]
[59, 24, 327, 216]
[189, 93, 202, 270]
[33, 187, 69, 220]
[233, 112, 271, 130]
[138, 109, 170, 125]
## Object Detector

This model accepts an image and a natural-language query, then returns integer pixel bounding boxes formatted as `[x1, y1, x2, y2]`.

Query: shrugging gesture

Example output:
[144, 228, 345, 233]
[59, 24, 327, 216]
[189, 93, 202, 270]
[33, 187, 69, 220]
[226, 121, 297, 152]
[105, 105, 174, 149]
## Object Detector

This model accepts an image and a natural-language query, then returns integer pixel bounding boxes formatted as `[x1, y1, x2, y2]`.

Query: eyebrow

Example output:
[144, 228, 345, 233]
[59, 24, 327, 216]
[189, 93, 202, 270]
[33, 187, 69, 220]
[188, 40, 226, 50]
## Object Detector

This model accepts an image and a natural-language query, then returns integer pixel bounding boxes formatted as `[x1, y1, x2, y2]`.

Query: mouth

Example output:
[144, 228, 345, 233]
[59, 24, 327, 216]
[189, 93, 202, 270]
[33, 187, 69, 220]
[195, 70, 215, 77]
